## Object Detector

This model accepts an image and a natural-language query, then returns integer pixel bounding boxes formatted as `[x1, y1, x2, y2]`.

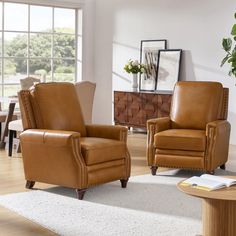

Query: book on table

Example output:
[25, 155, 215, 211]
[181, 174, 236, 191]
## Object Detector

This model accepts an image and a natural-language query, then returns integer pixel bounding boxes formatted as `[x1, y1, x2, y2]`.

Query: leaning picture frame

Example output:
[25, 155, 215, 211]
[139, 39, 167, 91]
[155, 49, 182, 92]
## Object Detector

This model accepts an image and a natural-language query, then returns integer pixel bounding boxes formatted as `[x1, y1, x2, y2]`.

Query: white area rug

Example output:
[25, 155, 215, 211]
[2, 169, 231, 236]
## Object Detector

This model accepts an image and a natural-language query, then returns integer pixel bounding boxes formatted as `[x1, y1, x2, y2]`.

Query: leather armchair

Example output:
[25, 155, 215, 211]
[18, 83, 130, 200]
[147, 81, 231, 175]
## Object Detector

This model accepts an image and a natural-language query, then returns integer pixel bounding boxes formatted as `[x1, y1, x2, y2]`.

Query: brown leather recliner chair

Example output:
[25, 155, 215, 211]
[147, 81, 231, 175]
[18, 83, 131, 200]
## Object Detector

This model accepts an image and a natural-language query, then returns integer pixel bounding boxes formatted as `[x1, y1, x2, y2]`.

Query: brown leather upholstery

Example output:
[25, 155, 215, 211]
[170, 82, 224, 129]
[80, 137, 127, 166]
[18, 82, 131, 198]
[30, 83, 87, 136]
[154, 129, 206, 151]
[147, 81, 231, 173]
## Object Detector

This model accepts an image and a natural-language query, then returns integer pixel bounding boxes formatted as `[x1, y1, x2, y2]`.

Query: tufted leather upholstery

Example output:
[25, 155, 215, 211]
[18, 82, 130, 199]
[147, 81, 231, 173]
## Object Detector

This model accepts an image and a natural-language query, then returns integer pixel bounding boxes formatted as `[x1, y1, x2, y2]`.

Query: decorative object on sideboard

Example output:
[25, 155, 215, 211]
[221, 12, 236, 77]
[132, 73, 138, 91]
[156, 49, 182, 92]
[124, 60, 146, 91]
[139, 39, 167, 91]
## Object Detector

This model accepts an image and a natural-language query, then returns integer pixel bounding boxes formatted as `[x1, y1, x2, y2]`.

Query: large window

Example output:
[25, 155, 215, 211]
[0, 2, 82, 97]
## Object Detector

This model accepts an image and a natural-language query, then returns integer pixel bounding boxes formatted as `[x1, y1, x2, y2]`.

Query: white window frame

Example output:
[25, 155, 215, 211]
[0, 0, 83, 96]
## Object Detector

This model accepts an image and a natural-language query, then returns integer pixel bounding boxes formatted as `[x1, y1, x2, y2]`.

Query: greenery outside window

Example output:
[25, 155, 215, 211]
[0, 2, 83, 97]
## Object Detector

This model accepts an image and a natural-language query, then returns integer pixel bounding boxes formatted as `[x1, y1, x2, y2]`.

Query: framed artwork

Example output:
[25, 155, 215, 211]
[156, 49, 182, 92]
[139, 39, 167, 91]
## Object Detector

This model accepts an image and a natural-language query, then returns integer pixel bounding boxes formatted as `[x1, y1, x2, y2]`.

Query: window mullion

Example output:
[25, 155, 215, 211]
[27, 4, 30, 77]
[1, 2, 4, 96]
[51, 7, 54, 82]
[1, 3, 80, 87]
[75, 9, 78, 82]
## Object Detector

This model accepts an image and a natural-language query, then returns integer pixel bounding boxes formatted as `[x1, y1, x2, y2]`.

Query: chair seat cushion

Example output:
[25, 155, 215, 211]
[154, 129, 206, 151]
[80, 137, 126, 166]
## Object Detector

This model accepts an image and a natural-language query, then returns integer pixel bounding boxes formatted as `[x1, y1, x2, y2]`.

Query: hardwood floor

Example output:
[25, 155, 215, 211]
[0, 132, 235, 236]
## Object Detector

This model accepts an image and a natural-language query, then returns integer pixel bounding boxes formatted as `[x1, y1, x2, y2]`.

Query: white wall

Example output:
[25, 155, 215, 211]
[92, 0, 236, 144]
[92, 0, 114, 124]
[82, 0, 96, 82]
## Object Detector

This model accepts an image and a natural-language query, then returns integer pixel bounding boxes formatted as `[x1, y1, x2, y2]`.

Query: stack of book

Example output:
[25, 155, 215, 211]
[181, 174, 236, 191]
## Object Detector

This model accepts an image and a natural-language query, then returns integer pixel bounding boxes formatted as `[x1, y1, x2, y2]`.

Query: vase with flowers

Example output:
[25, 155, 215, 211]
[124, 60, 146, 91]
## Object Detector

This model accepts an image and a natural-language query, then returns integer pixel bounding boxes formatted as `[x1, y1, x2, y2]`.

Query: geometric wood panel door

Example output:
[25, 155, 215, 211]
[114, 91, 127, 124]
[114, 91, 172, 128]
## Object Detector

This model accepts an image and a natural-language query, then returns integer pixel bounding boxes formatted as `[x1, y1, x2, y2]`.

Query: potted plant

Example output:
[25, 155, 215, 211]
[124, 60, 146, 91]
[221, 12, 236, 77]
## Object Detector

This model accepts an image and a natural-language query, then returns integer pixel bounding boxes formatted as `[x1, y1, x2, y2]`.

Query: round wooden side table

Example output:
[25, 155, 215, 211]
[177, 176, 236, 236]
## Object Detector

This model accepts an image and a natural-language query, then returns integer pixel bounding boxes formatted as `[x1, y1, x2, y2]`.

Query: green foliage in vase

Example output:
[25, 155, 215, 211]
[124, 60, 146, 74]
[221, 12, 236, 77]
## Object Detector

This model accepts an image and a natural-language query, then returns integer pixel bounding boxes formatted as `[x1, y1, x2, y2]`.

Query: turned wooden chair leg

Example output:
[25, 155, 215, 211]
[76, 189, 87, 200]
[220, 164, 226, 170]
[151, 166, 158, 176]
[25, 180, 35, 189]
[120, 179, 129, 188]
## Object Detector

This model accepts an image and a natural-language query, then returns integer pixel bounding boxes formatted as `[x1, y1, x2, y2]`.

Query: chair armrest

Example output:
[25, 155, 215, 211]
[20, 129, 88, 189]
[86, 124, 130, 179]
[147, 117, 171, 166]
[205, 120, 231, 171]
[86, 124, 128, 142]
[147, 117, 171, 132]
[20, 129, 81, 146]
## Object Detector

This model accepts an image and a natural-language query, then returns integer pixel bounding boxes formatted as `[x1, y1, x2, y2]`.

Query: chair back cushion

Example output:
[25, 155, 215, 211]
[170, 81, 224, 130]
[75, 81, 96, 124]
[20, 77, 41, 90]
[29, 82, 87, 136]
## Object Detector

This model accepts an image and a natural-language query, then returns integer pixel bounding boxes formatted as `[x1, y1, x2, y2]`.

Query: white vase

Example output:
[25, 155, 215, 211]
[132, 73, 138, 91]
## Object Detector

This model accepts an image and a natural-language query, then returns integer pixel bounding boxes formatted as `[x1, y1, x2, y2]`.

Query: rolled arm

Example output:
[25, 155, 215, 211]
[147, 117, 171, 132]
[86, 124, 128, 142]
[147, 117, 171, 166]
[20, 129, 88, 189]
[205, 120, 231, 171]
[20, 129, 81, 146]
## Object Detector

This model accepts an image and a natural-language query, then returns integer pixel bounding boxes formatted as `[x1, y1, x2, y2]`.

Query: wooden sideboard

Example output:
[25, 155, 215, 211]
[114, 90, 172, 128]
